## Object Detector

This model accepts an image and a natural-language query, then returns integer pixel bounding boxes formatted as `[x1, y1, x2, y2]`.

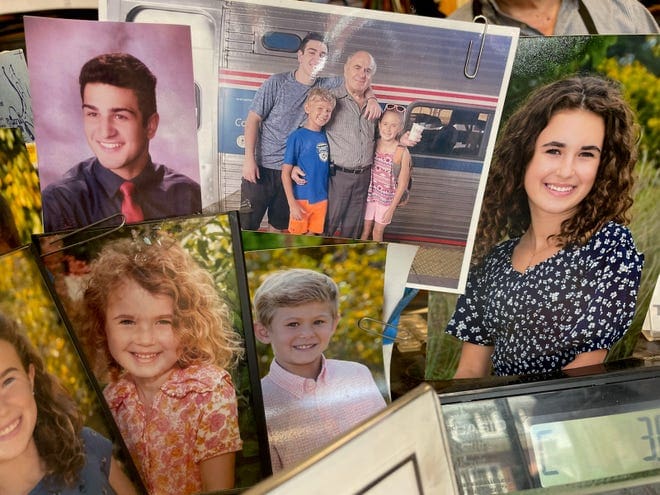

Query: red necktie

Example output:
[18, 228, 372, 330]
[120, 181, 144, 223]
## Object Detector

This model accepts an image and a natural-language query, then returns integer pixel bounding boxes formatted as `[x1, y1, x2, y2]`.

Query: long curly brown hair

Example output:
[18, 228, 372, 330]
[472, 75, 639, 265]
[78, 236, 243, 381]
[0, 313, 85, 488]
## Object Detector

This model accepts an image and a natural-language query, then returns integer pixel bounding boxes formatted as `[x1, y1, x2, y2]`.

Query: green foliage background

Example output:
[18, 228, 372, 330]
[243, 238, 388, 394]
[0, 128, 42, 243]
[426, 35, 659, 379]
[178, 216, 266, 486]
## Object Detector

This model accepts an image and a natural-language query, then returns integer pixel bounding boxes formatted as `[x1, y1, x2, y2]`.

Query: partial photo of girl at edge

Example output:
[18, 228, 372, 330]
[445, 75, 644, 378]
[0, 313, 138, 495]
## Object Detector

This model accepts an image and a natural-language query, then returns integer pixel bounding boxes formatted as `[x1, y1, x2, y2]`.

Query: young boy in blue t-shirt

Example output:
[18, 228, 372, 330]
[281, 88, 336, 235]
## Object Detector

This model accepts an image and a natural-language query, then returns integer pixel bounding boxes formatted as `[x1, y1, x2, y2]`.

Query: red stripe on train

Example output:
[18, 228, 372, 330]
[373, 85, 498, 104]
[219, 78, 265, 88]
[218, 70, 498, 106]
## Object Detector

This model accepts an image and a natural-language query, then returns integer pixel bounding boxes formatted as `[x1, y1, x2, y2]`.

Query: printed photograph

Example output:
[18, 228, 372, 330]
[34, 212, 270, 494]
[0, 245, 144, 494]
[245, 384, 457, 495]
[105, 0, 520, 292]
[24, 16, 202, 233]
[425, 34, 659, 383]
[244, 240, 390, 474]
[0, 49, 34, 142]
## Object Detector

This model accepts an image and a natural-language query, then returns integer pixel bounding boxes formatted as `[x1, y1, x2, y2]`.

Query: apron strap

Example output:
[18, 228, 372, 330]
[472, 0, 598, 34]
[577, 0, 598, 34]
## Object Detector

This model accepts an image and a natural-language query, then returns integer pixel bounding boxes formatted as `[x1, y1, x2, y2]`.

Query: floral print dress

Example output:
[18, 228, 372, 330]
[104, 364, 242, 495]
[446, 222, 644, 376]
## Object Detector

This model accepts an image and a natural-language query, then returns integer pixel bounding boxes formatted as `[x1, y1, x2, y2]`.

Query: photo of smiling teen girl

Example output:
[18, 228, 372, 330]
[0, 313, 137, 495]
[78, 237, 243, 495]
[253, 269, 386, 472]
[445, 75, 644, 378]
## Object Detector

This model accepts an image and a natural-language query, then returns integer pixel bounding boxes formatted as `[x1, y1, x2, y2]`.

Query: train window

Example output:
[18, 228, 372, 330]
[407, 104, 491, 159]
[261, 31, 302, 53]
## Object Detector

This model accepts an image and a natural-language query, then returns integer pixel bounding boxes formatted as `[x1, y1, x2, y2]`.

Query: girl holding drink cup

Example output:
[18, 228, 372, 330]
[408, 121, 425, 142]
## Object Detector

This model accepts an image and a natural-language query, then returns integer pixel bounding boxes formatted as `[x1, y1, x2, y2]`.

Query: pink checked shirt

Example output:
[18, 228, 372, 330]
[104, 364, 242, 495]
[261, 356, 387, 472]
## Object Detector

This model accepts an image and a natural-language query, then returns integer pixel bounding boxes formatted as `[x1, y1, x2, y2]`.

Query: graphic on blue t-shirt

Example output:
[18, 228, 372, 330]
[283, 127, 330, 204]
[317, 142, 329, 162]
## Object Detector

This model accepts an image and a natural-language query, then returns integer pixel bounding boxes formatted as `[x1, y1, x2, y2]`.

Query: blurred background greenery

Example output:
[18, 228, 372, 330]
[179, 215, 268, 486]
[0, 128, 41, 245]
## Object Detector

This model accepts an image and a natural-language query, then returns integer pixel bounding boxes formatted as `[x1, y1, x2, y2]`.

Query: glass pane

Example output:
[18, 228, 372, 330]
[262, 31, 302, 52]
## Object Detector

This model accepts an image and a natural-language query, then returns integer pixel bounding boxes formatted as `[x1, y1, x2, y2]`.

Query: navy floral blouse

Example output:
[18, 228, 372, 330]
[446, 222, 644, 376]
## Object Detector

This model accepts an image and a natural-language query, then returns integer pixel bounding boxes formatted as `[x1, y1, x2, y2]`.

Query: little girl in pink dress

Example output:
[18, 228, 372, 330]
[361, 106, 412, 241]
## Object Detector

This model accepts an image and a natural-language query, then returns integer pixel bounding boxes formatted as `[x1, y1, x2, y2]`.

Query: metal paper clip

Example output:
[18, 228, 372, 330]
[358, 316, 425, 346]
[464, 15, 488, 79]
[39, 213, 126, 257]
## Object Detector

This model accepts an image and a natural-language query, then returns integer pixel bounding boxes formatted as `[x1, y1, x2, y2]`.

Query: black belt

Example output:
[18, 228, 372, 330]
[334, 164, 371, 174]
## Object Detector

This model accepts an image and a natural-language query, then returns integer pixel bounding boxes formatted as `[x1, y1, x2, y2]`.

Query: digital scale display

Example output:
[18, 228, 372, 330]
[440, 365, 660, 493]
[529, 408, 660, 486]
